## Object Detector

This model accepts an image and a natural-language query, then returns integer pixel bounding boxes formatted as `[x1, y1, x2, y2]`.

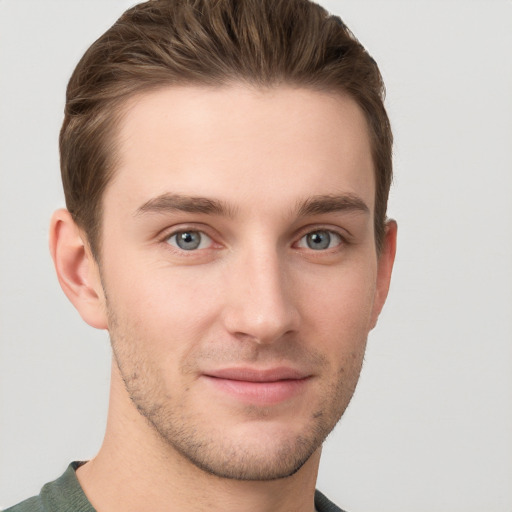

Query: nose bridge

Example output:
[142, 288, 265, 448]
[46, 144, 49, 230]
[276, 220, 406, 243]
[222, 239, 299, 343]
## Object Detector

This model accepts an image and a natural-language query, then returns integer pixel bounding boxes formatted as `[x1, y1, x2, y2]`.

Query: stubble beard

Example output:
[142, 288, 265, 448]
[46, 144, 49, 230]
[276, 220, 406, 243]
[107, 304, 365, 482]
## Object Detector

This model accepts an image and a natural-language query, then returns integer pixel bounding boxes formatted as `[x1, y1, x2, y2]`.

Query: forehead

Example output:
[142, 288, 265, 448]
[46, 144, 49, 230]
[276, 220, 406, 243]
[107, 84, 375, 216]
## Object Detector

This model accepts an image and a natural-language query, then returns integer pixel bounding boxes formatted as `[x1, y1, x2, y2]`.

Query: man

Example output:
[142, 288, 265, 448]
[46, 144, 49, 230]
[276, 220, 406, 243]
[6, 0, 396, 511]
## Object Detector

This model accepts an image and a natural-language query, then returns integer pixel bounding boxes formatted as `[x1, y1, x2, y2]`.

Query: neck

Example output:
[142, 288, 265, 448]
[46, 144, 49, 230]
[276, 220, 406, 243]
[76, 359, 321, 512]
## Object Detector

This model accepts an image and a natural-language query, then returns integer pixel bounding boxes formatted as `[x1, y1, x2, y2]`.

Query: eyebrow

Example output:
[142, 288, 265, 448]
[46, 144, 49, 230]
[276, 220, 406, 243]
[135, 193, 237, 217]
[135, 192, 369, 219]
[296, 194, 370, 217]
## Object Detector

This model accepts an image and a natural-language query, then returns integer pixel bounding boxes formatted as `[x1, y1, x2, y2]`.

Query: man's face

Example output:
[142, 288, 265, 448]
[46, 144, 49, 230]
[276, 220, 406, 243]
[96, 85, 391, 480]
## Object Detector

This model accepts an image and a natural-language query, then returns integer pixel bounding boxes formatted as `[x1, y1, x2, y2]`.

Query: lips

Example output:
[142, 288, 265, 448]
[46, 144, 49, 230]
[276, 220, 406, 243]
[201, 367, 311, 405]
[205, 366, 309, 382]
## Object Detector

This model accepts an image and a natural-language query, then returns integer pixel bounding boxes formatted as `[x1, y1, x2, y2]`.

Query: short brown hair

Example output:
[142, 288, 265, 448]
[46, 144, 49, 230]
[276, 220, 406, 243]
[60, 0, 392, 257]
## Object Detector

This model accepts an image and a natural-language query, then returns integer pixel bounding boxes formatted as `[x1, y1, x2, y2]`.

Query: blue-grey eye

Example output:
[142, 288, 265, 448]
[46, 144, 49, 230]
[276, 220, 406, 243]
[297, 230, 342, 250]
[167, 230, 212, 251]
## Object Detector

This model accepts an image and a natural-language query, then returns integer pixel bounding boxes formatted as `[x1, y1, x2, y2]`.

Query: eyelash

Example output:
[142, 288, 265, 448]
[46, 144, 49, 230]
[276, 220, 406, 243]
[295, 229, 344, 251]
[165, 229, 214, 251]
[160, 226, 347, 254]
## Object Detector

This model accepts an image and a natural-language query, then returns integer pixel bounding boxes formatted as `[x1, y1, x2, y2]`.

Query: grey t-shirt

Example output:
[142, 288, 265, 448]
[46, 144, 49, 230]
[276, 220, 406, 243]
[4, 462, 346, 512]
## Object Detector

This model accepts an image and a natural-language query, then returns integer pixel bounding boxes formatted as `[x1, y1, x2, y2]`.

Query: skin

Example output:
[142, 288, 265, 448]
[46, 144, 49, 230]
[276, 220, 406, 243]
[50, 85, 397, 512]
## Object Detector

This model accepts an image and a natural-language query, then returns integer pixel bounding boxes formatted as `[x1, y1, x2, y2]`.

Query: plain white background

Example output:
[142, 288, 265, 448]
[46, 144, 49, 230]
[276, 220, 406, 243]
[1, 1, 511, 511]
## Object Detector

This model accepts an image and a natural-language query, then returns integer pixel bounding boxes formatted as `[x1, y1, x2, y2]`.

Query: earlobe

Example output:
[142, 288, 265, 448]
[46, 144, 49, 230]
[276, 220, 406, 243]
[370, 220, 397, 330]
[49, 209, 108, 330]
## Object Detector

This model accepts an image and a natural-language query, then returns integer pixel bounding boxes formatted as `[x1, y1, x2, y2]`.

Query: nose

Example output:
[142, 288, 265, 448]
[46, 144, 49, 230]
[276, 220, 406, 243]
[221, 246, 300, 344]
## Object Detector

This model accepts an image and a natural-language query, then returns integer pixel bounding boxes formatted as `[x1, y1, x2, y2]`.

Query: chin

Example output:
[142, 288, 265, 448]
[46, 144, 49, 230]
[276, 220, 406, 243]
[143, 405, 335, 481]
[168, 430, 322, 481]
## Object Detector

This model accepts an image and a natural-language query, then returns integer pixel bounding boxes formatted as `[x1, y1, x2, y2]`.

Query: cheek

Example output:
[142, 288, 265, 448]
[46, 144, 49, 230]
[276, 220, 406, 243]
[294, 262, 376, 389]
[298, 263, 377, 341]
[103, 258, 226, 359]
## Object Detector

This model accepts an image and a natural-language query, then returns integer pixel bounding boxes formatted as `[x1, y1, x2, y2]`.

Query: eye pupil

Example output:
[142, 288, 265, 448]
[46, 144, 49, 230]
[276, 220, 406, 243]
[176, 231, 201, 250]
[307, 231, 331, 250]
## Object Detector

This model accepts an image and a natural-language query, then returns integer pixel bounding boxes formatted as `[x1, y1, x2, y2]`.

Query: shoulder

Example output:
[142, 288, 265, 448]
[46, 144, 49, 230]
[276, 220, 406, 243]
[315, 489, 348, 512]
[3, 496, 45, 512]
[3, 462, 94, 512]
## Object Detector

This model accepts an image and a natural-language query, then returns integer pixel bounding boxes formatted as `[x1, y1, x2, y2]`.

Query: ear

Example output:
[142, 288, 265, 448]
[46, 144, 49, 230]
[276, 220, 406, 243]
[370, 220, 397, 330]
[49, 209, 108, 330]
